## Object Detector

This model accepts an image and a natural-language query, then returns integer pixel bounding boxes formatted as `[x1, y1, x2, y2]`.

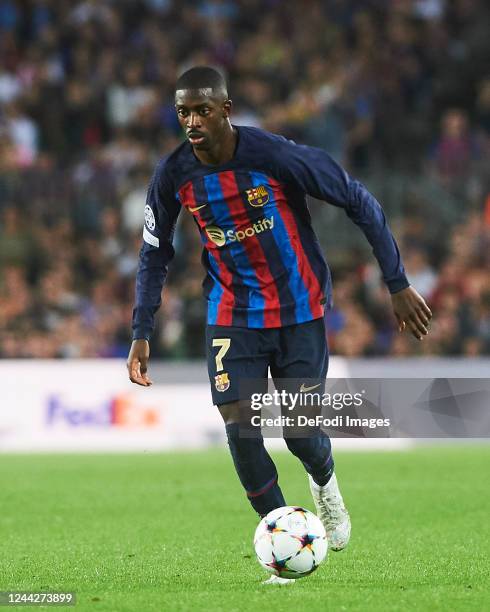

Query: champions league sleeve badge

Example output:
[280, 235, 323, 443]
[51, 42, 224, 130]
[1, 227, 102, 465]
[144, 204, 156, 230]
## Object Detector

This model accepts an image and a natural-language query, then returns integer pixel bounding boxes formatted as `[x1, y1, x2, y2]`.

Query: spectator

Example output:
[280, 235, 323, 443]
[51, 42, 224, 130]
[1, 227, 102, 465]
[403, 247, 438, 298]
[3, 102, 38, 166]
[430, 109, 481, 189]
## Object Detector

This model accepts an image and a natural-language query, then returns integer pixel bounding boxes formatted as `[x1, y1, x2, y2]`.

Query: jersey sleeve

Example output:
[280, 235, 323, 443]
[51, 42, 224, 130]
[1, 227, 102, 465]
[132, 158, 181, 340]
[275, 141, 409, 294]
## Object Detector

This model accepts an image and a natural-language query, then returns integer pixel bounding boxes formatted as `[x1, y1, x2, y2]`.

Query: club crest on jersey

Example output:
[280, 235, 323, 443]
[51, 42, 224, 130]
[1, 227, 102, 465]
[215, 372, 230, 392]
[144, 205, 156, 230]
[246, 185, 269, 207]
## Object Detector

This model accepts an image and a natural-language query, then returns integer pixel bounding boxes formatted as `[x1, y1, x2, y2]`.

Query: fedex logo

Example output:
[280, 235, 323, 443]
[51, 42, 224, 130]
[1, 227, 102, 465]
[46, 394, 160, 428]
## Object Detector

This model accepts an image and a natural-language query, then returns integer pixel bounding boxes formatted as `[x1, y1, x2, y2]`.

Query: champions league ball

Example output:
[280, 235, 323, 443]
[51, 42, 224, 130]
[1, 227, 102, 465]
[254, 506, 328, 579]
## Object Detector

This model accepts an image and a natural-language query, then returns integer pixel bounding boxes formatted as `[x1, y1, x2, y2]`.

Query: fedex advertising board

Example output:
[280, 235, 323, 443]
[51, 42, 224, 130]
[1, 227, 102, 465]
[0, 360, 224, 451]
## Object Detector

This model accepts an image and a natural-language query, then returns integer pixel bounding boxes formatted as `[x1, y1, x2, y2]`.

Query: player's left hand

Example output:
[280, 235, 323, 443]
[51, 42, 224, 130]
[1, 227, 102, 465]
[391, 286, 432, 340]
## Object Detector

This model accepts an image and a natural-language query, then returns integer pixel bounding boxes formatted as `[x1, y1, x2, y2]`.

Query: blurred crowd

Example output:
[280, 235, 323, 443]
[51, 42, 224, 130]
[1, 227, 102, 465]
[0, 0, 489, 358]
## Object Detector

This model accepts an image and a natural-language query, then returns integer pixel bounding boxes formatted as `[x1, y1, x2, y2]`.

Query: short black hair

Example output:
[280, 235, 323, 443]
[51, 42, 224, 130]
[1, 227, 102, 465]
[175, 66, 228, 97]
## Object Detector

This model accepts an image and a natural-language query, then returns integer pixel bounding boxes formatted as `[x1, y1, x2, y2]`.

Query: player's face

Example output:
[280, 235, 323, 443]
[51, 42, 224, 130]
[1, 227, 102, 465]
[175, 89, 231, 151]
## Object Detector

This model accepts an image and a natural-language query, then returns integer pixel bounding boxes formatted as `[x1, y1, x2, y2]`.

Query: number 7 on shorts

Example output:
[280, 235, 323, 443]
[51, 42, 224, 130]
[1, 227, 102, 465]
[212, 338, 231, 372]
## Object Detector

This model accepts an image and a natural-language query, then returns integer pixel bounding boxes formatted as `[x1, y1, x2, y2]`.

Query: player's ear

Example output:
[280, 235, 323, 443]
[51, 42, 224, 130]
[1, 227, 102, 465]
[223, 99, 232, 118]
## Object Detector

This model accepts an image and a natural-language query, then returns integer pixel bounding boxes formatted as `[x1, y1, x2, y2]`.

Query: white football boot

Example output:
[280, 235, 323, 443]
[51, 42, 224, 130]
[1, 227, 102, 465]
[309, 472, 351, 551]
[262, 575, 296, 585]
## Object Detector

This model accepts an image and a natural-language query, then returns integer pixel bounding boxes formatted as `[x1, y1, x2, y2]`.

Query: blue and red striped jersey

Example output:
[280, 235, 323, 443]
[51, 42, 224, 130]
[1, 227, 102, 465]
[132, 126, 409, 339]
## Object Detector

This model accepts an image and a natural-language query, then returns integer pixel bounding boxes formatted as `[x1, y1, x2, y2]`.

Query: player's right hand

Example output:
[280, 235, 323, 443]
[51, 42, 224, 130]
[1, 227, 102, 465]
[127, 339, 153, 386]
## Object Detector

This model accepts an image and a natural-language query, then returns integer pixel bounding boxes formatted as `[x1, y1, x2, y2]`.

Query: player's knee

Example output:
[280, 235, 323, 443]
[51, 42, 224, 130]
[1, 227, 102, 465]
[224, 422, 264, 463]
[220, 401, 263, 457]
[218, 399, 251, 425]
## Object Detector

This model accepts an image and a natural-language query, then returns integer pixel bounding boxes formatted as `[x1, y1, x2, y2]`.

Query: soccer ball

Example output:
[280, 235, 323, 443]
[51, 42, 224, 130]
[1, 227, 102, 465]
[253, 506, 328, 579]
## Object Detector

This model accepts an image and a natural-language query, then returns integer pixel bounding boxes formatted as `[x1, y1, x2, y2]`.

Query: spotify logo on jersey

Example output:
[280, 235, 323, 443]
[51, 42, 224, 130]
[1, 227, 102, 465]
[205, 216, 275, 247]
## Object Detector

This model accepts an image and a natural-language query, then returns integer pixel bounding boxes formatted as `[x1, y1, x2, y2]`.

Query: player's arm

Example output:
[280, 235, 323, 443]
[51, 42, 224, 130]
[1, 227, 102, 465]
[128, 159, 180, 386]
[277, 142, 432, 340]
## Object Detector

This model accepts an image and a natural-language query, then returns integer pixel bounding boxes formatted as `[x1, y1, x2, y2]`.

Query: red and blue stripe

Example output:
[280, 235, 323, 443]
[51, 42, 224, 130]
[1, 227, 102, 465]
[217, 171, 282, 328]
[249, 171, 325, 322]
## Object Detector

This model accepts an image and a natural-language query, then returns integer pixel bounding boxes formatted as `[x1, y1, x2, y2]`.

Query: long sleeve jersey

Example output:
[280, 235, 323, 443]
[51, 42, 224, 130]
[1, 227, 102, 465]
[132, 125, 409, 339]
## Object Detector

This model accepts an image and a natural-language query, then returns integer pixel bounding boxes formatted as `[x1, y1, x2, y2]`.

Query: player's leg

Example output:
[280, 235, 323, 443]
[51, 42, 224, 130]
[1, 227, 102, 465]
[219, 400, 294, 587]
[271, 317, 351, 551]
[206, 325, 285, 517]
[271, 318, 333, 485]
[218, 400, 286, 517]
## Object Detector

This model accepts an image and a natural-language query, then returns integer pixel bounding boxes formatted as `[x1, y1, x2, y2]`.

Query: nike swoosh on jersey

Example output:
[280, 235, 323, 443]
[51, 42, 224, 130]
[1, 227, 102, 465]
[189, 204, 207, 212]
[300, 383, 322, 392]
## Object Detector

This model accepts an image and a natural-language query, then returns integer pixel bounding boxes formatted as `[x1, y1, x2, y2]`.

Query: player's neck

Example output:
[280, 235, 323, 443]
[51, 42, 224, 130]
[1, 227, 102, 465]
[193, 125, 237, 166]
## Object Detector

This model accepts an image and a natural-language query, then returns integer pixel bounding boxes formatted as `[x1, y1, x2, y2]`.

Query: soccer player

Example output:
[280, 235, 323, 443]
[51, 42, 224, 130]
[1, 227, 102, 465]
[127, 67, 432, 584]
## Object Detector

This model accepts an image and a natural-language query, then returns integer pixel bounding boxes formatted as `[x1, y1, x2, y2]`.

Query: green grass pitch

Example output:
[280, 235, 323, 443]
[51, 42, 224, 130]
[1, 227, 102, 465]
[1, 445, 489, 611]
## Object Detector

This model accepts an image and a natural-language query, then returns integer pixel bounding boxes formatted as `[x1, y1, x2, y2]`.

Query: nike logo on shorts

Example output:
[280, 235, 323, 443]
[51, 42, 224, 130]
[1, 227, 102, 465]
[300, 383, 322, 392]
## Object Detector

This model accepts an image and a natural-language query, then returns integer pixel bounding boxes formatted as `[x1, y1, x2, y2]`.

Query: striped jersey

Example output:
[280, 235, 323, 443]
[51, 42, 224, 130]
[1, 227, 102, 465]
[132, 126, 408, 339]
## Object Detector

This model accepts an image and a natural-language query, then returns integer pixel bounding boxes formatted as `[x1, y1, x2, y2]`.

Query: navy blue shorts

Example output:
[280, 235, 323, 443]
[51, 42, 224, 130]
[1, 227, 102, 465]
[205, 317, 329, 406]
